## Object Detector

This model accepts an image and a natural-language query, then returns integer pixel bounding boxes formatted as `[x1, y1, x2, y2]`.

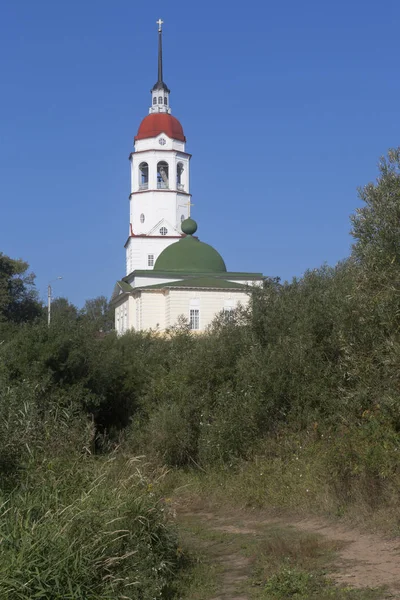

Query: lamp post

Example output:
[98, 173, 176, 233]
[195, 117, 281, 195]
[47, 277, 63, 326]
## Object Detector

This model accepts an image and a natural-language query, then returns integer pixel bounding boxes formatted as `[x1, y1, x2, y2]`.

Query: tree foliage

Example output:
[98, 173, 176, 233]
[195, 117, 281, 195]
[0, 253, 42, 323]
[80, 295, 114, 331]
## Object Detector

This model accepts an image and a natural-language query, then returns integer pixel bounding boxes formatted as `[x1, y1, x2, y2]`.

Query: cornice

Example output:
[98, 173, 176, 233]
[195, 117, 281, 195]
[129, 149, 192, 159]
[129, 189, 192, 198]
[124, 234, 183, 247]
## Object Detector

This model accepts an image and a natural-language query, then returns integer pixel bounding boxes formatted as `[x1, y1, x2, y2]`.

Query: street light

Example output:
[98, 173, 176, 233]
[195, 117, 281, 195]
[48, 277, 63, 326]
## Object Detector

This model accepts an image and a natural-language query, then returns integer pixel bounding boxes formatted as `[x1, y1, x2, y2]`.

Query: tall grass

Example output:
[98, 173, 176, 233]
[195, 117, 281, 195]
[0, 455, 179, 599]
[0, 380, 180, 599]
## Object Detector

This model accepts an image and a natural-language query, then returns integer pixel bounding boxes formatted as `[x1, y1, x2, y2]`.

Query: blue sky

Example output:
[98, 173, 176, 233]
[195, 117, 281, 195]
[1, 0, 399, 307]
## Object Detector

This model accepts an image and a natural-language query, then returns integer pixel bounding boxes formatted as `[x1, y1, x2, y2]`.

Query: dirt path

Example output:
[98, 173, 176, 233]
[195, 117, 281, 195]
[292, 517, 400, 592]
[176, 506, 400, 599]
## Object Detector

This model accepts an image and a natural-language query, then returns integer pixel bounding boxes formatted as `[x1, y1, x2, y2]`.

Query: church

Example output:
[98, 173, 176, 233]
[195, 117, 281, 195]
[111, 20, 264, 334]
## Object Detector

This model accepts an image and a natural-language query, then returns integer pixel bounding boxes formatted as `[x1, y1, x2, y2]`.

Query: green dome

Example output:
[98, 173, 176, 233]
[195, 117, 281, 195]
[154, 233, 227, 273]
[181, 217, 198, 235]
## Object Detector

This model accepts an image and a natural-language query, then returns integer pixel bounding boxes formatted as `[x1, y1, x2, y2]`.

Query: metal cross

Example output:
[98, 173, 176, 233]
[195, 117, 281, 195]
[185, 199, 194, 215]
[157, 18, 164, 32]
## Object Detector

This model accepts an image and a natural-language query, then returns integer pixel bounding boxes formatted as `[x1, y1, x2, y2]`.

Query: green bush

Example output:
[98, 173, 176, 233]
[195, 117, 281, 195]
[142, 401, 200, 467]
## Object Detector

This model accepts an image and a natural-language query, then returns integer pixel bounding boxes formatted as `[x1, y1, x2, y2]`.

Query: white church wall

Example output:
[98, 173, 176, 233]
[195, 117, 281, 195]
[139, 292, 166, 331]
[165, 292, 171, 325]
[166, 289, 250, 330]
[129, 191, 189, 235]
[134, 137, 185, 154]
[126, 237, 181, 274]
[130, 192, 179, 235]
[128, 295, 136, 330]
[115, 297, 130, 335]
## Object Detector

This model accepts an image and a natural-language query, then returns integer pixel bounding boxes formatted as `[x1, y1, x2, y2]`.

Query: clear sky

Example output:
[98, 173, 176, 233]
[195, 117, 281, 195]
[1, 0, 399, 307]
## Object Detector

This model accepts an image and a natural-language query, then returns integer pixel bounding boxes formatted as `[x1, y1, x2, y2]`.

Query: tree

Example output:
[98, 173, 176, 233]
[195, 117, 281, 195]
[351, 147, 400, 277]
[0, 253, 42, 323]
[80, 296, 114, 331]
[50, 297, 79, 323]
[350, 147, 400, 334]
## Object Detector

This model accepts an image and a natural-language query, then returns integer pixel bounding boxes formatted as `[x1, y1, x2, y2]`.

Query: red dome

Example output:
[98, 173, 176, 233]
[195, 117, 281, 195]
[135, 113, 186, 142]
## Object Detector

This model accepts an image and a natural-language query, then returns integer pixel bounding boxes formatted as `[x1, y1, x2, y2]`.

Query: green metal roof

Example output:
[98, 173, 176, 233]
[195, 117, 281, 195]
[136, 277, 248, 291]
[154, 235, 227, 273]
[110, 280, 134, 304]
[118, 280, 134, 293]
[126, 270, 263, 280]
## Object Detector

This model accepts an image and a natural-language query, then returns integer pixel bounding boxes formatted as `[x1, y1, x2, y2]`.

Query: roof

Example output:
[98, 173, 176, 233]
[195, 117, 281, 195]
[136, 277, 248, 291]
[135, 113, 186, 142]
[117, 280, 133, 293]
[125, 270, 264, 280]
[152, 80, 170, 92]
[154, 235, 227, 273]
[110, 280, 134, 304]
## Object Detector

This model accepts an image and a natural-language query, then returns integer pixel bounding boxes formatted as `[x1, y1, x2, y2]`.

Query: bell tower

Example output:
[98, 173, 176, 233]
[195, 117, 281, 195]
[125, 19, 192, 275]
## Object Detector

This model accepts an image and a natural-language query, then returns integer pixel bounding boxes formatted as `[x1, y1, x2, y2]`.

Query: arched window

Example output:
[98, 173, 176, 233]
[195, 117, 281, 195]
[140, 214, 145, 223]
[160, 227, 168, 236]
[177, 162, 184, 190]
[139, 162, 149, 190]
[158, 96, 163, 104]
[153, 97, 157, 105]
[164, 97, 168, 105]
[157, 161, 169, 189]
[181, 214, 185, 222]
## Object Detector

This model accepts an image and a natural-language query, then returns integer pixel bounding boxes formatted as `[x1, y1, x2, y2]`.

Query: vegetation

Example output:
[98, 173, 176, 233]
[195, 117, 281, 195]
[173, 511, 383, 599]
[2, 148, 400, 595]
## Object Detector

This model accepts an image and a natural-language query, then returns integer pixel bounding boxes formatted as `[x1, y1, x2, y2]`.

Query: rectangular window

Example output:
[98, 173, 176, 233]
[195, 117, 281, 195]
[189, 309, 200, 330]
[148, 254, 154, 267]
[223, 307, 233, 320]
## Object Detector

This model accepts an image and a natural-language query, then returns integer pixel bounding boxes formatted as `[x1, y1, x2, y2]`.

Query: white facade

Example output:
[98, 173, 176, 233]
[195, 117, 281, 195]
[125, 236, 182, 275]
[114, 288, 250, 335]
[126, 135, 191, 274]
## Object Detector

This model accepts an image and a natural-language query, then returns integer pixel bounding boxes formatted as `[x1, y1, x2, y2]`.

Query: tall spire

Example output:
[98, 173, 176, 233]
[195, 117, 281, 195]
[157, 18, 164, 85]
[149, 19, 171, 114]
[151, 19, 170, 93]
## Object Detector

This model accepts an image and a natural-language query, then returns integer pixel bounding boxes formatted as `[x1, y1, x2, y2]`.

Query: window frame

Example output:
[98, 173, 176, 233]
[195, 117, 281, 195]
[189, 308, 200, 331]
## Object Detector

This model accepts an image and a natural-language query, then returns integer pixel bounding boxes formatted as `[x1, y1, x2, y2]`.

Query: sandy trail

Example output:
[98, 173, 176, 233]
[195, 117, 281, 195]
[178, 507, 400, 599]
[292, 517, 400, 592]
